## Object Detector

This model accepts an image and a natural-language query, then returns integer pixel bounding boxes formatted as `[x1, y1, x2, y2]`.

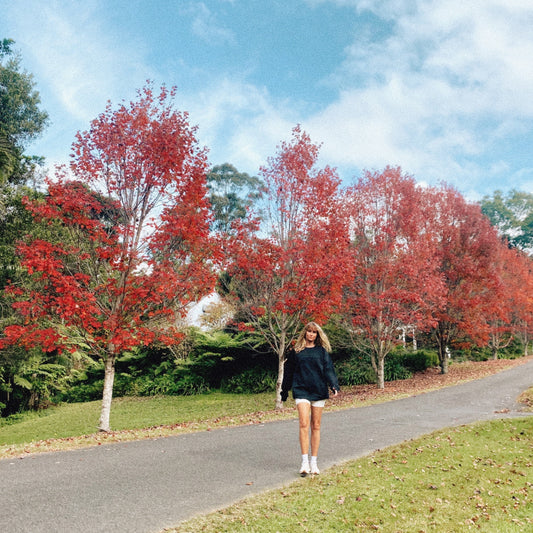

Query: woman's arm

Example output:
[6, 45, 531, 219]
[323, 348, 340, 393]
[281, 350, 296, 401]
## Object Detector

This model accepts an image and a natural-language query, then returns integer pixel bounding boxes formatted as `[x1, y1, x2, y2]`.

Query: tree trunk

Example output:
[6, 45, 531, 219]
[275, 351, 284, 410]
[98, 355, 116, 432]
[376, 356, 385, 389]
[438, 344, 449, 374]
[435, 328, 449, 374]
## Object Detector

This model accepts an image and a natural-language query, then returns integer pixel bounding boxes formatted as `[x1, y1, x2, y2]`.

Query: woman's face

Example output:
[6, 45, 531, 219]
[305, 327, 318, 343]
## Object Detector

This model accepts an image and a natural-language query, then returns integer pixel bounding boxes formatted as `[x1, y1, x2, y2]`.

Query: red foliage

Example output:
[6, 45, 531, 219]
[341, 167, 445, 386]
[427, 185, 505, 368]
[227, 126, 351, 325]
[4, 85, 219, 428]
[225, 126, 352, 405]
[489, 245, 533, 357]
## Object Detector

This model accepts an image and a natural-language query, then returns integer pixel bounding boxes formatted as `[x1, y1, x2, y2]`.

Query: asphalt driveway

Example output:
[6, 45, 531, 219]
[1, 359, 532, 533]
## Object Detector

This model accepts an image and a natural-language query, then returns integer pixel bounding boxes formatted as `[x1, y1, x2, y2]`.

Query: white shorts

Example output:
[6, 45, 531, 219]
[295, 398, 326, 408]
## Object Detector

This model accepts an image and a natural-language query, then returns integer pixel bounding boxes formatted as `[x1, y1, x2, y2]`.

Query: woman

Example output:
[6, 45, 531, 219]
[281, 321, 339, 476]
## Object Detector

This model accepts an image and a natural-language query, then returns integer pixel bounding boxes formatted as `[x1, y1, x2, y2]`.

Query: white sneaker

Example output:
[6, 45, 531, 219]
[310, 463, 320, 475]
[299, 461, 310, 477]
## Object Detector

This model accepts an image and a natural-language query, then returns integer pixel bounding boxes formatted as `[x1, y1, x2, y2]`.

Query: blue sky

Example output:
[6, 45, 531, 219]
[3, 0, 533, 200]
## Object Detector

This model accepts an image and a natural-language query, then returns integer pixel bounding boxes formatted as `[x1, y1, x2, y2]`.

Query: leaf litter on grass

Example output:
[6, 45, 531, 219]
[170, 417, 533, 533]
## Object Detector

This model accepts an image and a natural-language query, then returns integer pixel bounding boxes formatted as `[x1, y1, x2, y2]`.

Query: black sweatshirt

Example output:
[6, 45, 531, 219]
[281, 346, 339, 402]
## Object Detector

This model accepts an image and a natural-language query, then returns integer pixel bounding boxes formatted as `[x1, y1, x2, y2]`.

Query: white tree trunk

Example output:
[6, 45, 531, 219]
[377, 356, 385, 389]
[98, 356, 116, 432]
[275, 351, 285, 410]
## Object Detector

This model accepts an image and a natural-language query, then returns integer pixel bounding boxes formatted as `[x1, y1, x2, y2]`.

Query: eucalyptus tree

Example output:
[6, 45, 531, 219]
[0, 38, 48, 185]
[481, 189, 533, 253]
[206, 163, 265, 233]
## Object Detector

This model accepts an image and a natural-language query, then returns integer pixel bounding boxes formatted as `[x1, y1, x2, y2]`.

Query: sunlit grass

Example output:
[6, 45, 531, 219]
[168, 417, 533, 533]
[0, 392, 285, 449]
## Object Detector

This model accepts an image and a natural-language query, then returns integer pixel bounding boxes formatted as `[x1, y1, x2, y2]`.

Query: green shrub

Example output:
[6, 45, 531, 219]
[122, 375, 154, 397]
[58, 379, 104, 403]
[464, 346, 492, 361]
[337, 358, 376, 386]
[384, 358, 412, 381]
[400, 349, 439, 372]
[170, 374, 210, 395]
[120, 368, 210, 396]
[494, 339, 526, 359]
[220, 367, 276, 394]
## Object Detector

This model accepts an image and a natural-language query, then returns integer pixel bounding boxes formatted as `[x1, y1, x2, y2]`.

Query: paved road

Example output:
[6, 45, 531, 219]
[1, 360, 532, 533]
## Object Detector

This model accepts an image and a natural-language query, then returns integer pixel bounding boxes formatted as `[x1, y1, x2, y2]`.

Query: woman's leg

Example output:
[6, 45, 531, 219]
[296, 400, 311, 455]
[310, 405, 323, 457]
[296, 401, 312, 475]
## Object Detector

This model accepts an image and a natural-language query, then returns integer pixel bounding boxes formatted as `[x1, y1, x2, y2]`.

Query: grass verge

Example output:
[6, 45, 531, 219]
[167, 417, 533, 533]
[0, 392, 292, 456]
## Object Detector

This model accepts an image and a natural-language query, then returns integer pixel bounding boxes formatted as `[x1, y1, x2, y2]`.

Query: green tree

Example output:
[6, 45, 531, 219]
[206, 163, 265, 233]
[0, 39, 49, 414]
[0, 37, 48, 289]
[0, 38, 48, 185]
[481, 189, 533, 252]
[0, 185, 40, 290]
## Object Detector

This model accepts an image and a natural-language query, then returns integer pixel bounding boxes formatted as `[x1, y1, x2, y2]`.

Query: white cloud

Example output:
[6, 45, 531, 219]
[7, 0, 152, 123]
[188, 2, 235, 45]
[304, 0, 533, 192]
[4, 0, 155, 167]
[184, 77, 296, 172]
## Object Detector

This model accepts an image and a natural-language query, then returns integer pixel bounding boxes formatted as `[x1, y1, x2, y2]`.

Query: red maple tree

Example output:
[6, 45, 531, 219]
[225, 126, 351, 408]
[342, 167, 445, 388]
[492, 245, 533, 358]
[485, 244, 518, 359]
[428, 185, 503, 373]
[3, 85, 218, 430]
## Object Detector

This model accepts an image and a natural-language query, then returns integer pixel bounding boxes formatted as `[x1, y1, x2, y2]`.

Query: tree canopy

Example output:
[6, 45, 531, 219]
[206, 163, 265, 233]
[481, 189, 533, 252]
[2, 84, 219, 430]
[0, 38, 48, 185]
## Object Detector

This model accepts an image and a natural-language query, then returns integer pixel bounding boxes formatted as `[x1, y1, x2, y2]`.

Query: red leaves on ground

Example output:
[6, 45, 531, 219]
[334, 357, 532, 407]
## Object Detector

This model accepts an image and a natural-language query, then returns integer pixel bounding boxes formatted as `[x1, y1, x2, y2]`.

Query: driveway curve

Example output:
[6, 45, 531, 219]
[1, 359, 532, 533]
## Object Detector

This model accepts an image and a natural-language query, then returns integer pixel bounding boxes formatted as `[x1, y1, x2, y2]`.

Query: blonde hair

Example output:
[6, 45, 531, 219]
[294, 321, 331, 353]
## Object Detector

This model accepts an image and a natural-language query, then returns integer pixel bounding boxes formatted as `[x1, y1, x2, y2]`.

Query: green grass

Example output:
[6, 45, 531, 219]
[168, 417, 533, 533]
[0, 392, 286, 448]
